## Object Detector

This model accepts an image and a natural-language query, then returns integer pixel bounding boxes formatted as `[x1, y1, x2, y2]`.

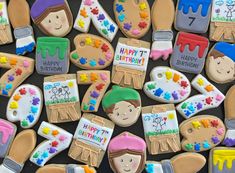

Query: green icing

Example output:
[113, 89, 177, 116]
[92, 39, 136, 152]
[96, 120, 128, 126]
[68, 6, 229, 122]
[45, 96, 78, 106]
[71, 53, 79, 60]
[102, 29, 108, 35]
[181, 103, 188, 109]
[185, 144, 193, 150]
[146, 129, 179, 136]
[37, 37, 69, 60]
[83, 104, 89, 111]
[33, 152, 40, 158]
[21, 120, 28, 127]
[147, 84, 156, 90]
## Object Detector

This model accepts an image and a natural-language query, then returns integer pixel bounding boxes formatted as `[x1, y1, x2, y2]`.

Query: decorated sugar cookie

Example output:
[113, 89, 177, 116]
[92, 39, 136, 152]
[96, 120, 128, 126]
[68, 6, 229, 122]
[36, 164, 96, 173]
[180, 115, 225, 152]
[31, 0, 73, 37]
[44, 74, 81, 123]
[150, 0, 175, 61]
[177, 74, 225, 119]
[209, 147, 235, 173]
[146, 153, 206, 173]
[69, 113, 114, 167]
[77, 71, 110, 112]
[36, 37, 70, 75]
[144, 67, 191, 103]
[70, 34, 114, 70]
[113, 0, 151, 38]
[206, 42, 235, 84]
[74, 0, 118, 42]
[142, 104, 181, 155]
[30, 122, 73, 167]
[0, 0, 13, 45]
[0, 119, 16, 158]
[108, 132, 146, 173]
[170, 32, 209, 74]
[102, 85, 141, 127]
[112, 38, 150, 89]
[0, 53, 34, 97]
[175, 0, 212, 33]
[0, 130, 36, 173]
[8, 0, 35, 55]
[6, 84, 43, 128]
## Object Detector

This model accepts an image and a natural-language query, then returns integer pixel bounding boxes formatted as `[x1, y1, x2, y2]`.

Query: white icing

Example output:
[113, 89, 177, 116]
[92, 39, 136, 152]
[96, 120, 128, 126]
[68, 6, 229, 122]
[152, 41, 172, 51]
[0, 165, 14, 173]
[0, 1, 9, 24]
[146, 163, 163, 173]
[144, 67, 191, 103]
[74, 167, 85, 173]
[225, 129, 235, 140]
[113, 42, 150, 71]
[74, 117, 113, 150]
[6, 84, 43, 128]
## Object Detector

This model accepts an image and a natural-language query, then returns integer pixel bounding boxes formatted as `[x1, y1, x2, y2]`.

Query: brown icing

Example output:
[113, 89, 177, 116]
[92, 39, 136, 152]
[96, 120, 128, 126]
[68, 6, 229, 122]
[225, 85, 235, 119]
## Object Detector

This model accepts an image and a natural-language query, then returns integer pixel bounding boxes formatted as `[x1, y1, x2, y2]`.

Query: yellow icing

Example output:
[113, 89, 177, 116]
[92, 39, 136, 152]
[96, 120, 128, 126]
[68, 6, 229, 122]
[77, 19, 85, 28]
[10, 101, 18, 109]
[42, 127, 50, 135]
[139, 2, 147, 10]
[213, 150, 235, 171]
[85, 37, 92, 45]
[168, 113, 175, 120]
[192, 121, 201, 129]
[197, 78, 204, 86]
[68, 81, 74, 88]
[165, 71, 173, 80]
[0, 56, 8, 64]
[80, 74, 88, 82]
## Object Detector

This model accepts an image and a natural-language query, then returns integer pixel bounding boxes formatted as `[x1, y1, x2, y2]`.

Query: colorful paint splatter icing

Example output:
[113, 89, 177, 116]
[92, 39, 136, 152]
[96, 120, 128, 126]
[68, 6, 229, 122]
[0, 53, 34, 97]
[36, 37, 70, 75]
[30, 121, 73, 166]
[6, 85, 43, 128]
[77, 71, 110, 112]
[177, 75, 225, 119]
[70, 34, 114, 70]
[144, 67, 191, 104]
[180, 116, 225, 152]
[74, 0, 118, 41]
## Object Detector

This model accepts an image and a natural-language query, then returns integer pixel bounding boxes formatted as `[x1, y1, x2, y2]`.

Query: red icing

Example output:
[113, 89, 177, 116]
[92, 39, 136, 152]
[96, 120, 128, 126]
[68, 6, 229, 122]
[138, 21, 147, 29]
[176, 32, 208, 58]
[51, 141, 58, 147]
[101, 44, 109, 52]
[211, 120, 219, 128]
[206, 97, 212, 105]
[91, 8, 99, 15]
[96, 83, 105, 91]
[15, 68, 22, 76]
[19, 88, 27, 95]
[180, 81, 188, 88]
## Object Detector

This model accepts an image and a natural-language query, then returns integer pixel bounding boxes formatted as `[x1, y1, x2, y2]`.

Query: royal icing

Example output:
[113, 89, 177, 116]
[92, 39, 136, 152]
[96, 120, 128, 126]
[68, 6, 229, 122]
[6, 84, 43, 128]
[74, 0, 118, 42]
[170, 32, 209, 74]
[177, 74, 225, 119]
[30, 121, 73, 166]
[70, 34, 114, 70]
[144, 67, 191, 103]
[146, 163, 164, 173]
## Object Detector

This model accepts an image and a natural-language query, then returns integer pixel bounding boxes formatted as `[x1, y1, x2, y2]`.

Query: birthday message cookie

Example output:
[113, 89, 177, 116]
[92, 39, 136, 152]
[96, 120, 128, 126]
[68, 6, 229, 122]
[206, 42, 235, 84]
[31, 0, 73, 37]
[144, 67, 191, 103]
[70, 34, 114, 70]
[102, 85, 141, 127]
[146, 153, 206, 173]
[175, 0, 212, 33]
[74, 0, 118, 42]
[0, 119, 16, 158]
[108, 132, 146, 173]
[180, 115, 225, 152]
[113, 0, 151, 38]
[6, 84, 43, 128]
[170, 32, 209, 74]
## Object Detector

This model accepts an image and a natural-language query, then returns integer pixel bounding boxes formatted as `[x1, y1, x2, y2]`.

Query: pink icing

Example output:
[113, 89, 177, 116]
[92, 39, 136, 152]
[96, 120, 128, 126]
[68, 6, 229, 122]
[131, 29, 141, 35]
[84, 0, 93, 6]
[105, 52, 112, 61]
[0, 120, 15, 144]
[29, 88, 36, 95]
[150, 48, 173, 61]
[23, 60, 30, 68]
[100, 73, 108, 81]
[216, 94, 224, 101]
[108, 132, 146, 152]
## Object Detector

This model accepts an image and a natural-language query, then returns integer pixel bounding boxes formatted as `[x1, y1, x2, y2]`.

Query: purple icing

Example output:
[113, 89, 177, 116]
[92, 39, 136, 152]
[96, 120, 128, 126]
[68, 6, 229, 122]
[223, 138, 235, 147]
[98, 14, 105, 21]
[31, 0, 66, 20]
[8, 75, 14, 82]
[98, 59, 105, 65]
[49, 147, 57, 154]
[172, 91, 178, 100]
[90, 91, 99, 98]
[197, 103, 203, 110]
[212, 137, 220, 144]
[32, 97, 40, 105]
[124, 23, 132, 30]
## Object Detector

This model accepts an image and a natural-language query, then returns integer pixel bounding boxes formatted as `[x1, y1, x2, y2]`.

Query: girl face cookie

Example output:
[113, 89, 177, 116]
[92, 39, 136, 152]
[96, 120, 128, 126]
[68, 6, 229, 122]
[102, 86, 141, 127]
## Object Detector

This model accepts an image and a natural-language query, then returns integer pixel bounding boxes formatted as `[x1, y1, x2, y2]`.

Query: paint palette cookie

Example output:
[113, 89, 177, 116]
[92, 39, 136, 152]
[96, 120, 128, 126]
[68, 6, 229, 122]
[144, 67, 191, 103]
[206, 42, 235, 84]
[31, 0, 73, 37]
[6, 84, 43, 128]
[0, 119, 16, 158]
[170, 32, 209, 74]
[175, 0, 212, 33]
[102, 85, 141, 127]
[113, 0, 151, 38]
[70, 34, 114, 70]
[180, 115, 226, 152]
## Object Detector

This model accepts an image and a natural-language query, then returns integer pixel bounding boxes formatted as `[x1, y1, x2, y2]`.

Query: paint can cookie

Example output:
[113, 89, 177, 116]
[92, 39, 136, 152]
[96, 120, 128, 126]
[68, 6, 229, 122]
[170, 32, 209, 74]
[31, 0, 73, 37]
[113, 0, 151, 38]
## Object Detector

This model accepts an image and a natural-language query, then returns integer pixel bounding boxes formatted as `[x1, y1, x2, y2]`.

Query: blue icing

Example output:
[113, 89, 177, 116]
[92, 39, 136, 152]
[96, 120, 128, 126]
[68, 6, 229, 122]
[164, 92, 171, 101]
[116, 4, 124, 13]
[90, 60, 97, 67]
[90, 99, 97, 105]
[203, 141, 210, 149]
[118, 14, 125, 22]
[89, 105, 95, 111]
[178, 0, 212, 16]
[42, 152, 49, 158]
[2, 90, 8, 95]
[185, 110, 192, 117]
[109, 24, 116, 33]
[79, 57, 87, 65]
[214, 42, 235, 62]
[194, 143, 201, 151]
[146, 163, 154, 173]
[154, 88, 163, 97]
[36, 158, 43, 165]
[31, 106, 38, 114]
[103, 20, 110, 27]
[5, 83, 13, 90]
[27, 115, 34, 123]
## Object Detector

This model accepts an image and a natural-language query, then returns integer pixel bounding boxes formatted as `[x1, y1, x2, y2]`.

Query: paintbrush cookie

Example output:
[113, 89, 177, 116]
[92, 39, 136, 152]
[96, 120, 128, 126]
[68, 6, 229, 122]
[70, 34, 114, 70]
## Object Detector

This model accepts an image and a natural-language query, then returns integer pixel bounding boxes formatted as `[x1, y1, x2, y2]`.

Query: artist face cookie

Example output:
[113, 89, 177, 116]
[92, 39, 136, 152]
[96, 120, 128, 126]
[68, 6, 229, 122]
[31, 0, 73, 37]
[170, 32, 209, 74]
[6, 84, 43, 128]
[108, 132, 146, 173]
[70, 34, 114, 70]
[102, 85, 141, 127]
[180, 115, 226, 152]
[144, 67, 191, 103]
[175, 0, 212, 33]
[206, 42, 235, 84]
[113, 0, 151, 38]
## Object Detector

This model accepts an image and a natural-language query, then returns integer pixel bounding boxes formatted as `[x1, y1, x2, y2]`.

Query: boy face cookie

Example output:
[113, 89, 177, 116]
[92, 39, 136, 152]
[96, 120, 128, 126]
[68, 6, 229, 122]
[102, 86, 141, 127]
